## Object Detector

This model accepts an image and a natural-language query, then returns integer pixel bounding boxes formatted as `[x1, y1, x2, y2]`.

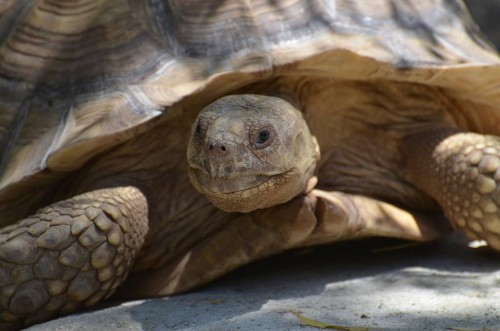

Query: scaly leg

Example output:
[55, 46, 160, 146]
[0, 187, 148, 329]
[402, 130, 500, 248]
[121, 190, 444, 298]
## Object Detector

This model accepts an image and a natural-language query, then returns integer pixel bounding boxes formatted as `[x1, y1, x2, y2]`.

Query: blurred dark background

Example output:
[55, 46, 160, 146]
[465, 0, 500, 50]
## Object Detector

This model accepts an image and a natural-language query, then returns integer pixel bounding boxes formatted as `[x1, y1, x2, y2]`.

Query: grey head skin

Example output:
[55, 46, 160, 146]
[187, 95, 319, 213]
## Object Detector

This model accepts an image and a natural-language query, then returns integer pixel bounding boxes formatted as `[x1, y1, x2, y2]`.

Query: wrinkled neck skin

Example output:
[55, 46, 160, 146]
[187, 94, 320, 213]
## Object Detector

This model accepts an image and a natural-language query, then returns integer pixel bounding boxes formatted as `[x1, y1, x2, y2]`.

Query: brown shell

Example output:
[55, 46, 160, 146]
[0, 0, 499, 220]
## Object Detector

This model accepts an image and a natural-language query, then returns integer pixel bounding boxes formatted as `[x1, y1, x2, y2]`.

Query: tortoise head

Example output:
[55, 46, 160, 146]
[187, 94, 319, 213]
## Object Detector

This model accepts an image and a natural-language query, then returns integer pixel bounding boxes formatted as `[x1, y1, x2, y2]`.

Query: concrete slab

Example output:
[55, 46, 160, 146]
[28, 233, 500, 330]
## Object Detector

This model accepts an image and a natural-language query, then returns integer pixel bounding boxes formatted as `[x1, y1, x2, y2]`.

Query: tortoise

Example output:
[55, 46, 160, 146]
[0, 0, 499, 328]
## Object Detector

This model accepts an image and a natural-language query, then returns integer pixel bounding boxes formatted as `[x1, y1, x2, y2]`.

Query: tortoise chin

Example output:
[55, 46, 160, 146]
[188, 168, 307, 213]
[190, 167, 272, 194]
[188, 166, 302, 213]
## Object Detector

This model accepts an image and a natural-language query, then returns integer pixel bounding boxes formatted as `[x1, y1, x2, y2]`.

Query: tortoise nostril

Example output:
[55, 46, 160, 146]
[206, 141, 233, 158]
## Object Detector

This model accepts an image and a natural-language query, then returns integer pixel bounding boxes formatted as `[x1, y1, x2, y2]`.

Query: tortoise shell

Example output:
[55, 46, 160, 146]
[1, 0, 499, 225]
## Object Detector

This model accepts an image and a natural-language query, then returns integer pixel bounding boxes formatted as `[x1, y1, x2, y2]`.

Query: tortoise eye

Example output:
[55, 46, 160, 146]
[258, 130, 269, 143]
[195, 122, 201, 134]
[255, 128, 273, 149]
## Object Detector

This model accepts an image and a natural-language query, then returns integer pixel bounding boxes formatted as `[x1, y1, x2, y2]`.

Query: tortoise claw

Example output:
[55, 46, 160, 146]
[302, 189, 447, 247]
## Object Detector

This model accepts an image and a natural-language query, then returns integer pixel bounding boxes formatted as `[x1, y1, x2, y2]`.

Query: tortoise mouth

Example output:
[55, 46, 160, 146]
[188, 166, 303, 213]
[188, 166, 287, 194]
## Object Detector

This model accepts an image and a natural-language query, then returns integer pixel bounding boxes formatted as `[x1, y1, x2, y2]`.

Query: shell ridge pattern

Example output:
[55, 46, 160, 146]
[0, 0, 35, 46]
[0, 0, 498, 200]
[0, 97, 30, 178]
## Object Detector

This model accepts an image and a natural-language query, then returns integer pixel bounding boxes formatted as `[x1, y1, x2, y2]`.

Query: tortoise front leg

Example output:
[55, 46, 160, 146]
[0, 187, 148, 329]
[402, 129, 500, 249]
[121, 191, 444, 298]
